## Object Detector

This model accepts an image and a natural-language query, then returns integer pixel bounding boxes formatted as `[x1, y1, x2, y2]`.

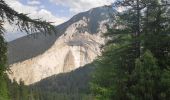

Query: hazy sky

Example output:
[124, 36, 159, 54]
[3, 0, 114, 41]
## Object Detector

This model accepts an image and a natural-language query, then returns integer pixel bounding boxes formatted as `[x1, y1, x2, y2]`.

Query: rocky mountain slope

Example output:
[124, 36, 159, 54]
[7, 6, 114, 85]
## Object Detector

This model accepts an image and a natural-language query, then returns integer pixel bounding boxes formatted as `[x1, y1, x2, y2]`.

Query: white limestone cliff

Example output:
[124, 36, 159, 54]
[7, 6, 114, 85]
[7, 19, 106, 85]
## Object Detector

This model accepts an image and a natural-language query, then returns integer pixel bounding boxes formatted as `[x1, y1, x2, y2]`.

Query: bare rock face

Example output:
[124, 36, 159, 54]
[7, 6, 114, 85]
[63, 50, 75, 72]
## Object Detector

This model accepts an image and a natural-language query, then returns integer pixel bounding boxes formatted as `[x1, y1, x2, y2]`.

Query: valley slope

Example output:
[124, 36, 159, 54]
[7, 6, 114, 85]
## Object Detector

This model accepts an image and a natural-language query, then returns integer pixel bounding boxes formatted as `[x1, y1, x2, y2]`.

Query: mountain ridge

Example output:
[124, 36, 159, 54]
[7, 6, 114, 65]
[7, 6, 114, 85]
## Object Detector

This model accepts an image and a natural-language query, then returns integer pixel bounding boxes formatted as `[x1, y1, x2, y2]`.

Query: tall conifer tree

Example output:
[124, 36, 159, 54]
[0, 0, 55, 99]
[92, 0, 170, 99]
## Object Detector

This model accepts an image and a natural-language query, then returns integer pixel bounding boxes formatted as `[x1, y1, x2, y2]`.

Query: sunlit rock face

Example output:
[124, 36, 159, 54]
[7, 6, 114, 85]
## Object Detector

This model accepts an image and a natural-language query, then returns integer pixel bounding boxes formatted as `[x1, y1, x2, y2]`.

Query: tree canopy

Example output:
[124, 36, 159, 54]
[0, 0, 56, 99]
[91, 0, 170, 100]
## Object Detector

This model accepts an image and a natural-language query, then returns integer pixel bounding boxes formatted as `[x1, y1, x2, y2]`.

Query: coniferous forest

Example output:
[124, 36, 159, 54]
[6, 64, 94, 100]
[92, 0, 170, 100]
[0, 0, 170, 100]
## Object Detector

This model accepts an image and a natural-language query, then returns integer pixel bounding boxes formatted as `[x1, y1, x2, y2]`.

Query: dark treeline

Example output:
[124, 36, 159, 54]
[6, 64, 94, 100]
[92, 0, 170, 100]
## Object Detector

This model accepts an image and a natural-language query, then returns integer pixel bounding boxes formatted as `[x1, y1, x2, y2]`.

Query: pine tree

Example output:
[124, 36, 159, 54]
[0, 0, 55, 99]
[129, 50, 170, 100]
[0, 76, 9, 100]
[91, 0, 170, 100]
[131, 50, 162, 100]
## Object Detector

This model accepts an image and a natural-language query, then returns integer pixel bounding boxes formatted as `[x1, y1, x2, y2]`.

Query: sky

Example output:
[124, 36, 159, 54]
[3, 0, 114, 41]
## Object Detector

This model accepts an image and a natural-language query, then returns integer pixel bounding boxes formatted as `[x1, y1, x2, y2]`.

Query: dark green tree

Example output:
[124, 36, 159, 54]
[130, 50, 169, 100]
[91, 0, 170, 100]
[0, 0, 55, 99]
[0, 76, 10, 100]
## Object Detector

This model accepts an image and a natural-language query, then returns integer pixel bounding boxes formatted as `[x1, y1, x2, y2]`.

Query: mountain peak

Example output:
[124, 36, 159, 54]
[56, 6, 114, 34]
[7, 6, 115, 85]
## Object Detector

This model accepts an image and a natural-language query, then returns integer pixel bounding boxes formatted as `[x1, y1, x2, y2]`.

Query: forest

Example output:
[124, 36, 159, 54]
[0, 0, 170, 100]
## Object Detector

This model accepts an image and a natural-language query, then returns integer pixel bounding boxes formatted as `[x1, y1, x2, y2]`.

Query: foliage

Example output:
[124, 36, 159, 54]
[0, 0, 56, 34]
[7, 64, 95, 100]
[0, 34, 6, 76]
[0, 0, 56, 99]
[0, 76, 9, 100]
[91, 0, 170, 100]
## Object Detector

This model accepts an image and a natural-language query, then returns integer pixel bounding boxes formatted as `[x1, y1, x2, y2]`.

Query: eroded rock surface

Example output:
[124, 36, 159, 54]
[7, 6, 114, 85]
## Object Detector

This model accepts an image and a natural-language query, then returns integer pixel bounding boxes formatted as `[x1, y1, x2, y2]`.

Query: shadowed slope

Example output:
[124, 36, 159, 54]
[30, 64, 94, 94]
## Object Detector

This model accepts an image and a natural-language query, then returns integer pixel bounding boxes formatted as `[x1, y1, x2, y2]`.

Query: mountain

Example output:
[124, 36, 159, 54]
[7, 6, 114, 85]
[29, 64, 95, 100]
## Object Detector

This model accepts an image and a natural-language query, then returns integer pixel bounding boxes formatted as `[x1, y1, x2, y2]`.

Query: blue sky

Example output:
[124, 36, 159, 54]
[20, 0, 71, 18]
[3, 0, 114, 41]
[4, 0, 114, 25]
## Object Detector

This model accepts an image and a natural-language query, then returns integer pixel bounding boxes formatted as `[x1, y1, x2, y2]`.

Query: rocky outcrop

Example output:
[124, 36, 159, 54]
[63, 50, 75, 72]
[7, 6, 114, 85]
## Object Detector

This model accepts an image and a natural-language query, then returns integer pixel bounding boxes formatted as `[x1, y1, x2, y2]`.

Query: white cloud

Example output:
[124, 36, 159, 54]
[4, 0, 66, 25]
[27, 0, 41, 5]
[5, 0, 38, 14]
[29, 9, 66, 25]
[3, 0, 66, 41]
[50, 0, 115, 13]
